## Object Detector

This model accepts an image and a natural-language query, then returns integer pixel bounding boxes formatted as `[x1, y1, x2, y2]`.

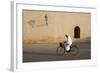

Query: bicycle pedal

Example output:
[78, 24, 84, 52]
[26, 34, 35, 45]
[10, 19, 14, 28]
[66, 50, 70, 52]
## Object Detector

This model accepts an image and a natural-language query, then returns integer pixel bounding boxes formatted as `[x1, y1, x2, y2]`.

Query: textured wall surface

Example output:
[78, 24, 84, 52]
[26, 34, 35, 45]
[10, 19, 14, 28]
[23, 10, 91, 43]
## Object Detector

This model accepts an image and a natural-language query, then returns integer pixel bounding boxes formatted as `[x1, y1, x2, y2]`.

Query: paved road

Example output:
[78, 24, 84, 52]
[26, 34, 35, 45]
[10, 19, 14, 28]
[23, 41, 91, 62]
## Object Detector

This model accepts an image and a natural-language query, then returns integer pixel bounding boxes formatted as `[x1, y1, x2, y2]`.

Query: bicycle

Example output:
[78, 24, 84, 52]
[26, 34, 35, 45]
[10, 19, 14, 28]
[57, 42, 79, 56]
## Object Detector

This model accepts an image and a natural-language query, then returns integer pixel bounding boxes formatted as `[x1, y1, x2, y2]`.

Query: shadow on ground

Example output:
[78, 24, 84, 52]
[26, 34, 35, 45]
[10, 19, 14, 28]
[23, 40, 91, 62]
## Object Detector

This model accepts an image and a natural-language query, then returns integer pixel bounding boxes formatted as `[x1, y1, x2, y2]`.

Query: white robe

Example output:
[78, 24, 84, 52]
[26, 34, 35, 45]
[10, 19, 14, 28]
[65, 36, 72, 51]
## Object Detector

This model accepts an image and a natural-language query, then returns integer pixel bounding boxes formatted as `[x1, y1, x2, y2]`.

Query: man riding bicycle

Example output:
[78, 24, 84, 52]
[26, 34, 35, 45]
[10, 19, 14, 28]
[57, 34, 78, 55]
[64, 34, 72, 52]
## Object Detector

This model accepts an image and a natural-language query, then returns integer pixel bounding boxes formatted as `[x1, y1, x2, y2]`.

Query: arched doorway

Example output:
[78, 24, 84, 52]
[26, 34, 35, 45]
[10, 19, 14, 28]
[74, 26, 80, 38]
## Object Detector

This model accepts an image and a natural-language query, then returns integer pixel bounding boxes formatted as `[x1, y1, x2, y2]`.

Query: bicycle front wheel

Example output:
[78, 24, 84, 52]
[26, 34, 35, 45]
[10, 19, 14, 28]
[57, 46, 65, 56]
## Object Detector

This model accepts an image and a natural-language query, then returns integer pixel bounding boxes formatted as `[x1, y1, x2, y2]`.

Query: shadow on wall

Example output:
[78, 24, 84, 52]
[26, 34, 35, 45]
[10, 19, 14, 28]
[23, 37, 91, 44]
[73, 37, 91, 43]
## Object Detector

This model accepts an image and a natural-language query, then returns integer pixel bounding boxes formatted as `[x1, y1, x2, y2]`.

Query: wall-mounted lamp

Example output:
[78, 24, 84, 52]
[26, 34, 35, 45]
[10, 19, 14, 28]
[45, 14, 48, 25]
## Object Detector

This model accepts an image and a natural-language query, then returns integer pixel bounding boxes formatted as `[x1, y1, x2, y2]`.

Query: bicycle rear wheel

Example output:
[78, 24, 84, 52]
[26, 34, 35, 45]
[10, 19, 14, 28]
[69, 45, 79, 56]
